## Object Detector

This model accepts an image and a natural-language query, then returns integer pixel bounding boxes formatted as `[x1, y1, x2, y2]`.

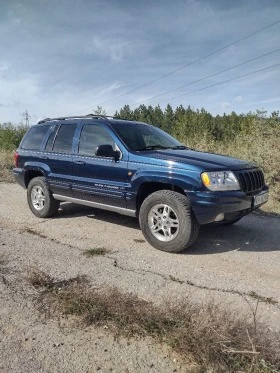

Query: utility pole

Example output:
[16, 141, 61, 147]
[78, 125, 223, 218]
[22, 109, 31, 126]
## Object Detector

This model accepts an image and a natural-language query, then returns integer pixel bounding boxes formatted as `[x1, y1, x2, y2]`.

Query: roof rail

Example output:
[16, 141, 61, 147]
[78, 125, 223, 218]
[37, 114, 114, 124]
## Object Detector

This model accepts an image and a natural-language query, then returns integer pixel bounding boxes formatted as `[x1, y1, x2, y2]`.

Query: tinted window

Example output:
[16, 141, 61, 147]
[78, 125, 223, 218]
[21, 125, 49, 150]
[52, 124, 76, 153]
[79, 124, 115, 156]
[45, 125, 59, 151]
[111, 122, 182, 151]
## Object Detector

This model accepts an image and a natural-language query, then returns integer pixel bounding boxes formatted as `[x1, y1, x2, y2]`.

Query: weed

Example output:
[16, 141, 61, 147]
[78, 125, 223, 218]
[0, 151, 14, 183]
[133, 239, 146, 243]
[26, 265, 55, 288]
[248, 291, 278, 305]
[83, 248, 110, 257]
[27, 267, 280, 373]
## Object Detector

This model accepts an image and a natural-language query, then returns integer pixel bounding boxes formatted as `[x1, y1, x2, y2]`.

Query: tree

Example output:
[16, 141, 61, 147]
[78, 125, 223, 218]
[163, 104, 174, 132]
[93, 106, 106, 115]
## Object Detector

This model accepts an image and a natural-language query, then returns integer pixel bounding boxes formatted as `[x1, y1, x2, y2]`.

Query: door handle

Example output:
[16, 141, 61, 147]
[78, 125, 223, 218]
[41, 156, 49, 160]
[74, 160, 86, 165]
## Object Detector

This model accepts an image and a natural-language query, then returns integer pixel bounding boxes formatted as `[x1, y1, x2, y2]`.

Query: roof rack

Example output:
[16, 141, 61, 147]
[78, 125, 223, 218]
[37, 114, 114, 124]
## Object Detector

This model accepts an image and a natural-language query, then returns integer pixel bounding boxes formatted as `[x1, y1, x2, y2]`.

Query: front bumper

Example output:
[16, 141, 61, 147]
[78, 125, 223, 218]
[188, 186, 269, 225]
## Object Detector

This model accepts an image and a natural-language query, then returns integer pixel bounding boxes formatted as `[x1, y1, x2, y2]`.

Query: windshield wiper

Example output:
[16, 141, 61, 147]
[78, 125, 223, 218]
[135, 145, 172, 151]
[171, 145, 188, 150]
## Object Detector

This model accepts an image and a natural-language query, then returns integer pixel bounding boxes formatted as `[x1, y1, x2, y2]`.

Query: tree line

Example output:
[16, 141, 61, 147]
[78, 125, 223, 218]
[0, 104, 279, 151]
[114, 104, 279, 145]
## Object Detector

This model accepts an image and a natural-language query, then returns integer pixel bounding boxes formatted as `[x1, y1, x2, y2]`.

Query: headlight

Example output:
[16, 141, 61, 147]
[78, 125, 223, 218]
[201, 171, 240, 191]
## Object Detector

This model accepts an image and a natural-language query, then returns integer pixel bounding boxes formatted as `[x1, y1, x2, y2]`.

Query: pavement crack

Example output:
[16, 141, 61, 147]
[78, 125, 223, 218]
[106, 256, 280, 309]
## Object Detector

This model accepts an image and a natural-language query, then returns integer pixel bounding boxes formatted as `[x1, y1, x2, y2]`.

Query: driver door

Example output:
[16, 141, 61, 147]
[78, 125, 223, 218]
[72, 122, 128, 207]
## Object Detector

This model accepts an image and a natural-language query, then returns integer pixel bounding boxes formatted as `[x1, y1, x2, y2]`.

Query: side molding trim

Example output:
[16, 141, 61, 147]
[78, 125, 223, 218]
[53, 194, 136, 217]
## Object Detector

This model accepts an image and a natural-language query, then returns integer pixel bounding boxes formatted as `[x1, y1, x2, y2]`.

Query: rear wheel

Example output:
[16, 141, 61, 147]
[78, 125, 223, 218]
[139, 190, 199, 253]
[27, 177, 60, 218]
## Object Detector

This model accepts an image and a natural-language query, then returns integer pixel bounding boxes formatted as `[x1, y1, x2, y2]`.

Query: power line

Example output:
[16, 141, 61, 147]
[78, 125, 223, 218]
[72, 13, 213, 115]
[155, 62, 280, 105]
[94, 18, 280, 107]
[137, 14, 213, 66]
[131, 48, 280, 106]
[109, 62, 280, 114]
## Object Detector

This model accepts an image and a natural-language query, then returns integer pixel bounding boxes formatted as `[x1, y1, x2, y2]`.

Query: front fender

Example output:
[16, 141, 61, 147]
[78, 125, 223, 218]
[130, 169, 201, 193]
[126, 168, 202, 210]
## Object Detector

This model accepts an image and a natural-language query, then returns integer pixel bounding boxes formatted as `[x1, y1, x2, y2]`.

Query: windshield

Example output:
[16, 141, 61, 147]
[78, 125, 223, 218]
[111, 122, 184, 151]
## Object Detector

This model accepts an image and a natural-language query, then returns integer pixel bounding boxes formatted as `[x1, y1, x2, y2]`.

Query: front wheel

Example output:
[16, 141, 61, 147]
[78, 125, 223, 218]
[139, 190, 199, 253]
[27, 177, 60, 218]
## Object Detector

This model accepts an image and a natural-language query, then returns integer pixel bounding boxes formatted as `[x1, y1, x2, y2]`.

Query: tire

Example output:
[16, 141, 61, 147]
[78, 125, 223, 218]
[139, 190, 200, 253]
[27, 177, 60, 218]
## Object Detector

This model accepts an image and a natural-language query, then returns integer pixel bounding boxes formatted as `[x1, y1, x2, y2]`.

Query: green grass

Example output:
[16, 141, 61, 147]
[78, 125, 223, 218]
[82, 247, 110, 257]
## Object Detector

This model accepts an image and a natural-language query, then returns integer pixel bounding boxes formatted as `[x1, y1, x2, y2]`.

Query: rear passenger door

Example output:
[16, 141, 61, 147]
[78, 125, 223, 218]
[42, 121, 77, 197]
[72, 122, 128, 208]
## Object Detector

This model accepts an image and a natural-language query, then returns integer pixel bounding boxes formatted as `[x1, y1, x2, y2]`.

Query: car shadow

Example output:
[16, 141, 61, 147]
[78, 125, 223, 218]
[187, 214, 280, 254]
[57, 203, 280, 253]
[57, 202, 140, 229]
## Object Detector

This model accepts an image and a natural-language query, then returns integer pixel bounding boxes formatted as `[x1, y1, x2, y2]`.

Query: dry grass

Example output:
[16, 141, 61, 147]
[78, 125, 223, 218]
[0, 151, 14, 182]
[26, 267, 280, 373]
[187, 126, 280, 214]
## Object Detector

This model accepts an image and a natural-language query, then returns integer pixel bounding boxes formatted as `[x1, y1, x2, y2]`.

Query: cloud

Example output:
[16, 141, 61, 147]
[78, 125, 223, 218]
[0, 63, 8, 72]
[221, 102, 231, 109]
[92, 36, 130, 62]
[234, 96, 243, 103]
[0, 0, 280, 122]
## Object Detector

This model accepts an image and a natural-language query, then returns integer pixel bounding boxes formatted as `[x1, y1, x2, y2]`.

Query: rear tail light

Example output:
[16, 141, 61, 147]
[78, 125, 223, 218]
[14, 152, 19, 167]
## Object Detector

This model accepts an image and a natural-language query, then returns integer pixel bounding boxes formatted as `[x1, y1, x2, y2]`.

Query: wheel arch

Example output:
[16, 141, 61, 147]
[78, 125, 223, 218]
[136, 181, 186, 213]
[24, 168, 46, 188]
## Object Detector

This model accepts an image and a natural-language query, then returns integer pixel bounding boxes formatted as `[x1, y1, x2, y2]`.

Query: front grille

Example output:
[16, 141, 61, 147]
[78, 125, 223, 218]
[235, 169, 265, 193]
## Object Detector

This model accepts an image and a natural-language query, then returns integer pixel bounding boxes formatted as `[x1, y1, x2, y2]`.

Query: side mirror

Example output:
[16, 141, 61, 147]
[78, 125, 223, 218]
[95, 144, 121, 161]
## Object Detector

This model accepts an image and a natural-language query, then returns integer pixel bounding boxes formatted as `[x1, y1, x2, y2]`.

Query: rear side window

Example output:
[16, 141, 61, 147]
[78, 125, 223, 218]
[45, 124, 59, 151]
[21, 125, 49, 150]
[52, 124, 76, 153]
[78, 124, 115, 156]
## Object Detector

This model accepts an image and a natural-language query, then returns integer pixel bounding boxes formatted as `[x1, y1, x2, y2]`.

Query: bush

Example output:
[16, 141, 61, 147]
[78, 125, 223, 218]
[0, 123, 28, 151]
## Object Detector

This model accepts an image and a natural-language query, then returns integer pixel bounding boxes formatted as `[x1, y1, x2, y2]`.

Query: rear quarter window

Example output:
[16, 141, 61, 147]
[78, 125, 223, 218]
[52, 123, 76, 153]
[20, 125, 49, 150]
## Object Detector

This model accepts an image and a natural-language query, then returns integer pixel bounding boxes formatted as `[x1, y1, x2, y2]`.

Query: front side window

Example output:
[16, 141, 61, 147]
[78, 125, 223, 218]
[78, 124, 115, 156]
[21, 125, 49, 150]
[112, 122, 182, 151]
[52, 124, 76, 153]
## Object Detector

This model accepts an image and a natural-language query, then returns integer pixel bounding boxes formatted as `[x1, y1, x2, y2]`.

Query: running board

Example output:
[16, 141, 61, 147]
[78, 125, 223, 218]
[53, 194, 136, 217]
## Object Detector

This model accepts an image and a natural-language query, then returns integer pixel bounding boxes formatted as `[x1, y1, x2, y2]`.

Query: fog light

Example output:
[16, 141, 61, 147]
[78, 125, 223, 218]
[215, 213, 225, 222]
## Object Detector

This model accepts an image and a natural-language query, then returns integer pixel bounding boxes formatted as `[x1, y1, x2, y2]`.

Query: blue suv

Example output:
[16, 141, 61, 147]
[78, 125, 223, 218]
[13, 115, 269, 252]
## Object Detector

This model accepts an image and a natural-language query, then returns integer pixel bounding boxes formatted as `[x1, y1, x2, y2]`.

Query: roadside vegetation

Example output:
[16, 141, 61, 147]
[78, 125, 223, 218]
[0, 106, 279, 212]
[0, 122, 28, 183]
[27, 266, 280, 373]
[83, 247, 110, 256]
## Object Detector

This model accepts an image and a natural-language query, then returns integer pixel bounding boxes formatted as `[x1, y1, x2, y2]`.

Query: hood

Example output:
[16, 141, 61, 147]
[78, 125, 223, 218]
[137, 149, 257, 171]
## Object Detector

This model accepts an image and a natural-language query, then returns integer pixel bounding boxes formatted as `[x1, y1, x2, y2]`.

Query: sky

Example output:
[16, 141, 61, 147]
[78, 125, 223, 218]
[0, 0, 280, 124]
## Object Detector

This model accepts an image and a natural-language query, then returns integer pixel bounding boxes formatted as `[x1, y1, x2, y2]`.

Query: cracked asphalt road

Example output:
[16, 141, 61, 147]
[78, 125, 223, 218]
[1, 183, 280, 330]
